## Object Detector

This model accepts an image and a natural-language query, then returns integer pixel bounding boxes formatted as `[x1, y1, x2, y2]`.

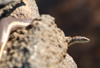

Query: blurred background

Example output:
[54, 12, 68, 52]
[36, 0, 100, 68]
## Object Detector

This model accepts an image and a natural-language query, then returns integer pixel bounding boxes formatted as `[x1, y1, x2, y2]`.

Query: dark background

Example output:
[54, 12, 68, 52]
[36, 0, 100, 68]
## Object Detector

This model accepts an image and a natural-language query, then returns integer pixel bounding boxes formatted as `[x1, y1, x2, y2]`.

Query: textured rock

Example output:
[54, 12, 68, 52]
[0, 0, 20, 5]
[61, 53, 78, 68]
[10, 0, 40, 19]
[0, 15, 67, 68]
[0, 0, 78, 68]
[0, 0, 39, 19]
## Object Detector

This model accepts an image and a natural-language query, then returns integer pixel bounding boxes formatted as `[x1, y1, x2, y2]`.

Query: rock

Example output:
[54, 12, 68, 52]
[0, 0, 78, 68]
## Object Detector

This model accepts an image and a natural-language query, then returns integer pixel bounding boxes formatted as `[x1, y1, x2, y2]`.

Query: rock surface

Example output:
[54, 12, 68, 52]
[61, 53, 78, 68]
[0, 0, 39, 19]
[0, 0, 20, 5]
[0, 0, 78, 68]
[0, 15, 67, 68]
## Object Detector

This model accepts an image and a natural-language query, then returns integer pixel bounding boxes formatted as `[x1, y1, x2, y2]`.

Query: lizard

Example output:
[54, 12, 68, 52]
[0, 17, 34, 61]
[66, 36, 90, 47]
[0, 17, 90, 61]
